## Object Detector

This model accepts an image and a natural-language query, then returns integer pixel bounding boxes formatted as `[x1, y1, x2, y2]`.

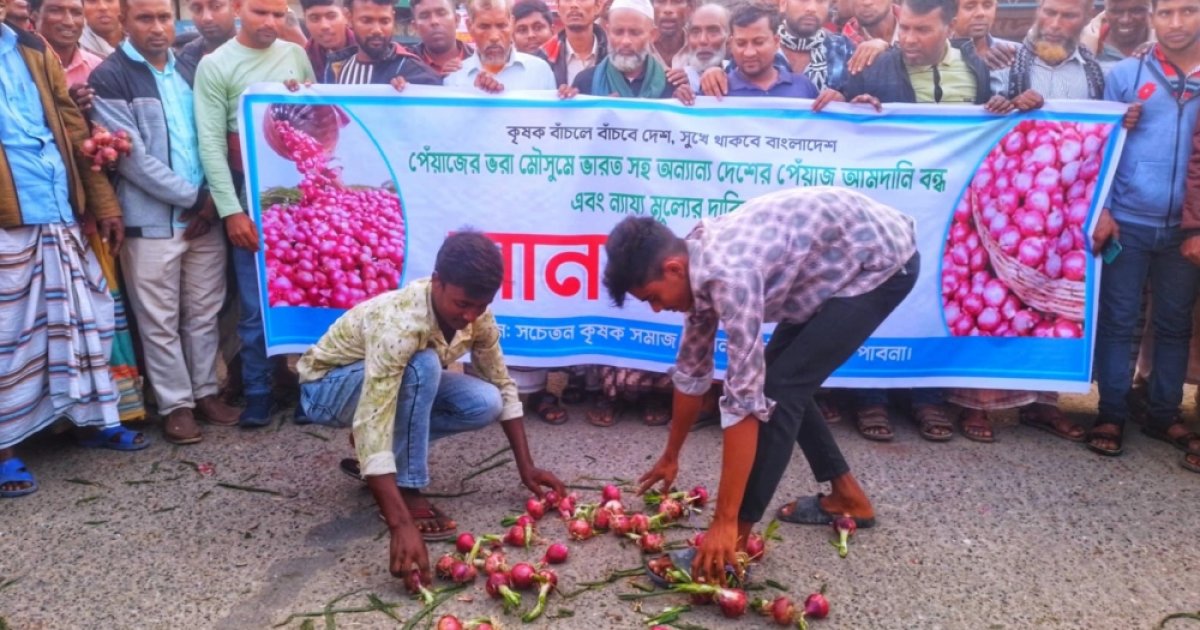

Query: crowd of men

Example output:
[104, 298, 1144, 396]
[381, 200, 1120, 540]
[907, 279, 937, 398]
[0, 0, 1197, 566]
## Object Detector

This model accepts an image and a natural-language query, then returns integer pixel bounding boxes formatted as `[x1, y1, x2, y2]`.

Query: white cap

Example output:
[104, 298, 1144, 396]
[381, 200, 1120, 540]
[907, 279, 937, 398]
[609, 0, 655, 21]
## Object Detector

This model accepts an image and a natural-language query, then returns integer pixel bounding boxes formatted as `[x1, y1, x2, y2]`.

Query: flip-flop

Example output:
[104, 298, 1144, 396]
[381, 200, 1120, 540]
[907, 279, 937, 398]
[0, 457, 38, 498]
[776, 495, 876, 529]
[77, 426, 150, 451]
[340, 457, 363, 482]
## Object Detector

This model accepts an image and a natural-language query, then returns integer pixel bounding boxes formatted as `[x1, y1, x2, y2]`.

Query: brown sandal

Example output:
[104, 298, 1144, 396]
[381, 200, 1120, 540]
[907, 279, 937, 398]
[1182, 450, 1200, 474]
[855, 405, 894, 442]
[958, 408, 995, 443]
[528, 391, 568, 425]
[1019, 404, 1086, 442]
[1086, 422, 1123, 457]
[586, 397, 620, 427]
[914, 404, 954, 442]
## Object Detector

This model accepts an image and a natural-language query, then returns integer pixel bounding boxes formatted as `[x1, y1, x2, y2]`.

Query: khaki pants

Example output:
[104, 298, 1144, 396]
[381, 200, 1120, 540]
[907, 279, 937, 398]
[120, 228, 227, 414]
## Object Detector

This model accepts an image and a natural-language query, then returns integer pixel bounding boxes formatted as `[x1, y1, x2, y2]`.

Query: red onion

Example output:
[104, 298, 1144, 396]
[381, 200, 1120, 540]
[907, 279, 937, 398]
[629, 513, 651, 535]
[435, 615, 463, 630]
[639, 532, 665, 554]
[611, 515, 633, 536]
[567, 518, 593, 541]
[804, 592, 830, 619]
[1017, 237, 1046, 268]
[1062, 251, 1086, 282]
[521, 569, 559, 622]
[542, 542, 569, 565]
[601, 484, 622, 502]
[435, 553, 457, 579]
[832, 515, 857, 558]
[482, 551, 508, 575]
[515, 514, 535, 528]
[769, 596, 797, 625]
[658, 498, 685, 521]
[455, 533, 476, 555]
[592, 506, 612, 531]
[601, 499, 625, 515]
[510, 562, 537, 590]
[484, 571, 522, 611]
[449, 561, 476, 584]
[525, 497, 546, 520]
[716, 588, 748, 618]
[745, 533, 766, 561]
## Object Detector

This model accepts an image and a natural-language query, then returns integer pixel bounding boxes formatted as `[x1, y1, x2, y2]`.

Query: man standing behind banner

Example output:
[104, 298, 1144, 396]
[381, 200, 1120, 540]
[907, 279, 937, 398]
[178, 0, 237, 67]
[194, 0, 315, 427]
[90, 0, 242, 444]
[411, 0, 473, 76]
[537, 0, 606, 86]
[445, 0, 556, 92]
[297, 232, 566, 587]
[566, 0, 677, 98]
[604, 188, 918, 582]
[323, 0, 441, 86]
[1006, 0, 1106, 101]
[1090, 0, 1200, 460]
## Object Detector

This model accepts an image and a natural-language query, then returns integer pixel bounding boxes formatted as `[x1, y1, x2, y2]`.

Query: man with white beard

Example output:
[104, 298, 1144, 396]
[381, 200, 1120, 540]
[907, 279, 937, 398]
[668, 2, 727, 91]
[565, 0, 677, 97]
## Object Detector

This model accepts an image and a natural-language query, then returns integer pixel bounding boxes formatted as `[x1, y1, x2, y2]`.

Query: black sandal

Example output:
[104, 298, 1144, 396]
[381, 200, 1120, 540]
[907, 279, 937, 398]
[1141, 421, 1200, 452]
[1087, 423, 1124, 457]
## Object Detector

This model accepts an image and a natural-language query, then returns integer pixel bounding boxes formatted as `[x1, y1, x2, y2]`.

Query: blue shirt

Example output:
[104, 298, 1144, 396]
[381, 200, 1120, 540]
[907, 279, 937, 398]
[0, 24, 74, 225]
[725, 65, 818, 98]
[122, 40, 202, 227]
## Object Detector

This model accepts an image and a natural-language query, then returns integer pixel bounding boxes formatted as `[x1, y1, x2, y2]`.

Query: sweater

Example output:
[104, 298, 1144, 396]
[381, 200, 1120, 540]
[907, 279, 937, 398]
[1104, 50, 1200, 227]
[842, 40, 992, 104]
[90, 45, 209, 238]
[193, 38, 314, 218]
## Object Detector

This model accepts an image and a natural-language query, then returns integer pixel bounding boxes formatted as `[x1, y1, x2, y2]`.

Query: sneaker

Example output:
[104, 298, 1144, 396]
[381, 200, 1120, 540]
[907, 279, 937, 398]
[239, 395, 274, 429]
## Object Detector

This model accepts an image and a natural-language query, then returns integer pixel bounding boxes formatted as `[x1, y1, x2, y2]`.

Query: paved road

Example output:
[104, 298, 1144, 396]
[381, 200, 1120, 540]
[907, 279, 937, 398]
[2, 390, 1198, 629]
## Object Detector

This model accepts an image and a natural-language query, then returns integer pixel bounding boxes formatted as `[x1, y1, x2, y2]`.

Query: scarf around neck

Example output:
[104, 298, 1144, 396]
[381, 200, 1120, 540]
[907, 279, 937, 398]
[592, 56, 667, 97]
[778, 24, 829, 90]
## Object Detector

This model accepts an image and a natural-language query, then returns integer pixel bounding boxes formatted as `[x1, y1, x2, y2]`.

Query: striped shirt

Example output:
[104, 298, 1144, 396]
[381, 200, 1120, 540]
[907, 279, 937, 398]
[336, 55, 374, 84]
[1027, 47, 1091, 99]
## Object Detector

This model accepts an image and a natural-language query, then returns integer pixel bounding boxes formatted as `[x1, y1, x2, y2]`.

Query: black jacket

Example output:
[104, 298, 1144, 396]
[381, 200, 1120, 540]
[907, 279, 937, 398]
[537, 25, 608, 87]
[323, 43, 442, 86]
[842, 40, 992, 104]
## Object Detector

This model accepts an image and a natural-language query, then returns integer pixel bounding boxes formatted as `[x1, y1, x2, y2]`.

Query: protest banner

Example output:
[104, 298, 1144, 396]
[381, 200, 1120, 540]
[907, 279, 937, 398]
[239, 85, 1127, 392]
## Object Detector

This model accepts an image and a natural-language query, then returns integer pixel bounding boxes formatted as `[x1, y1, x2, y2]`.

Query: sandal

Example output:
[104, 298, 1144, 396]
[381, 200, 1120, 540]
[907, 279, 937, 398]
[528, 391, 568, 425]
[400, 492, 458, 541]
[914, 404, 954, 442]
[776, 495, 876, 528]
[1019, 404, 1086, 442]
[1182, 450, 1200, 474]
[560, 376, 588, 405]
[642, 394, 671, 427]
[816, 393, 843, 424]
[339, 457, 363, 482]
[958, 408, 995, 443]
[855, 405, 893, 442]
[0, 457, 38, 498]
[1087, 422, 1124, 457]
[77, 426, 150, 451]
[586, 397, 620, 427]
[1141, 421, 1200, 452]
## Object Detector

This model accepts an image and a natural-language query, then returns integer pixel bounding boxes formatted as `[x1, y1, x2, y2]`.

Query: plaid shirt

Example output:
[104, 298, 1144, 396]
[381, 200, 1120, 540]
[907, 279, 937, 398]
[672, 187, 917, 428]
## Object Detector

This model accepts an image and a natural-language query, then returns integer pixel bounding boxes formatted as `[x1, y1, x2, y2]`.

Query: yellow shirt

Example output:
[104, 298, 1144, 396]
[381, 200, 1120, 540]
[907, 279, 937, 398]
[297, 278, 522, 477]
[906, 44, 977, 104]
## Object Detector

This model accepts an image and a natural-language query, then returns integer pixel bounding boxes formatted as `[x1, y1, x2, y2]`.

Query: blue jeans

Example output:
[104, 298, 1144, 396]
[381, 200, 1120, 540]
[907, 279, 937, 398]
[232, 246, 271, 398]
[299, 350, 503, 488]
[1095, 221, 1200, 428]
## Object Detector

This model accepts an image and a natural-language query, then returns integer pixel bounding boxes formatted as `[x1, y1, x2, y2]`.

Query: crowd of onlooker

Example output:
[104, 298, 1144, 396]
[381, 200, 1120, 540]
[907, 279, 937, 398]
[1, 0, 1197, 500]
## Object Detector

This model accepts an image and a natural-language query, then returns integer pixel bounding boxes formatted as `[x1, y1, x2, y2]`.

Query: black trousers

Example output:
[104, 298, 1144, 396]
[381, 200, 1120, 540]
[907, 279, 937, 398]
[738, 253, 919, 523]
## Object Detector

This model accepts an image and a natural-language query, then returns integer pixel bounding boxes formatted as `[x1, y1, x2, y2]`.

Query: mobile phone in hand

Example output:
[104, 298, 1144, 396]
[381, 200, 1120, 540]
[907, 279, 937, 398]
[1102, 239, 1123, 264]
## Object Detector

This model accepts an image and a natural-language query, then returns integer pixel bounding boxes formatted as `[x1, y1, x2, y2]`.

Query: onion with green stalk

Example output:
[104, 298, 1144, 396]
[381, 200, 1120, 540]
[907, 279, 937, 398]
[521, 569, 559, 622]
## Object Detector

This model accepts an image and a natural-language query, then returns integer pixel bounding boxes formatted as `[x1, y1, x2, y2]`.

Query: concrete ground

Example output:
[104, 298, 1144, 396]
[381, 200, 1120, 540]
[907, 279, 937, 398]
[2, 387, 1198, 630]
